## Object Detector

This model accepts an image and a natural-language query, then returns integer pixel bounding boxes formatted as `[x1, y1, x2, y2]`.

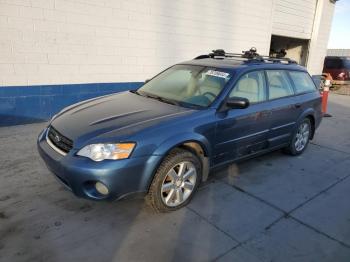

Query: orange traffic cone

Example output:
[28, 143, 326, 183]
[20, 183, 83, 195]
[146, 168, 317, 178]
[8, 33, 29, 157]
[321, 73, 332, 118]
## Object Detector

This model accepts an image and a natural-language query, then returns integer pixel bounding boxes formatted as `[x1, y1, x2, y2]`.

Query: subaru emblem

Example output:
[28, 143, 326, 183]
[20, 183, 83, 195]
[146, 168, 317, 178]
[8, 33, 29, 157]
[54, 134, 61, 142]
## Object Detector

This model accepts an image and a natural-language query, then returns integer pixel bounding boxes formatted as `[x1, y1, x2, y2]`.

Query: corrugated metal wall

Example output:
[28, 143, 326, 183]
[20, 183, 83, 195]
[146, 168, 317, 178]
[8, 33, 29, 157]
[272, 0, 317, 39]
[327, 49, 350, 56]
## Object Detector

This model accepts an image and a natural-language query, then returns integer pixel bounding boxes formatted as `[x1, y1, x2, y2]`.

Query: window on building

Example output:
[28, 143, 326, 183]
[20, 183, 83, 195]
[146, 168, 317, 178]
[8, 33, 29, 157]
[266, 70, 294, 99]
[229, 70, 266, 103]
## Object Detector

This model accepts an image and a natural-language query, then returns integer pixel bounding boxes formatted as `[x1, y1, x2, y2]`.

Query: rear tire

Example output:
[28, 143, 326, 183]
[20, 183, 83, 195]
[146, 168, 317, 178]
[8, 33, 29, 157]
[284, 118, 311, 156]
[146, 148, 202, 212]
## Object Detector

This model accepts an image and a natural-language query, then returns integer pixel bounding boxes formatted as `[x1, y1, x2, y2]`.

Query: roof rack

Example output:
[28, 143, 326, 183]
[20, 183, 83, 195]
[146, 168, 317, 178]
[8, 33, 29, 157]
[194, 47, 297, 64]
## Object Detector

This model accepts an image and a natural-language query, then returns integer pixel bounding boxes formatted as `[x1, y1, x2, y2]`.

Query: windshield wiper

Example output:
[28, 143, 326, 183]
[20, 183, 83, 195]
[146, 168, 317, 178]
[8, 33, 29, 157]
[132, 90, 202, 109]
[140, 92, 179, 106]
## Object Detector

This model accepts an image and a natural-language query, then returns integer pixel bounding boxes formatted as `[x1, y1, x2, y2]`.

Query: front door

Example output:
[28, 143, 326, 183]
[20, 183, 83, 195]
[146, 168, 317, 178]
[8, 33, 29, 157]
[213, 70, 271, 165]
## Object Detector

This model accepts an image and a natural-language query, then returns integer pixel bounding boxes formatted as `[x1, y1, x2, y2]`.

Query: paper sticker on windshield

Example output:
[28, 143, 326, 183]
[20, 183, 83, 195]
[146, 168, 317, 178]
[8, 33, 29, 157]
[205, 70, 230, 79]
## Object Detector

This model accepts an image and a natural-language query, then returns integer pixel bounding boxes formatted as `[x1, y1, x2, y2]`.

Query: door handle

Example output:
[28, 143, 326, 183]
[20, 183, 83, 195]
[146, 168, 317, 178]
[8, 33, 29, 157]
[294, 103, 301, 108]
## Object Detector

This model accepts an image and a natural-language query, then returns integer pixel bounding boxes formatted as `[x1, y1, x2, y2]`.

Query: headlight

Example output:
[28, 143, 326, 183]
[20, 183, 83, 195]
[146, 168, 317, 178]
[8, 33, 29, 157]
[77, 143, 135, 161]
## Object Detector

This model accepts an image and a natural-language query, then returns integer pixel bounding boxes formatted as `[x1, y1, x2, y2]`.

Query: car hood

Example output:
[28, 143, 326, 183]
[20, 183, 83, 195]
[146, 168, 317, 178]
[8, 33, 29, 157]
[51, 91, 194, 148]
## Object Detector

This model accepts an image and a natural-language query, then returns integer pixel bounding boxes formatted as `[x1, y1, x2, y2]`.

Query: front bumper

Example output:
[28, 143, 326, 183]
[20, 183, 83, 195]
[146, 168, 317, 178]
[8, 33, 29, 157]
[37, 128, 162, 201]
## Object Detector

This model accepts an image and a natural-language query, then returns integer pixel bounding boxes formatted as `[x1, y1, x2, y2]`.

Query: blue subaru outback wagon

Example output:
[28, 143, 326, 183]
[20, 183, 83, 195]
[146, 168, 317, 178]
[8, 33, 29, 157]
[37, 48, 322, 212]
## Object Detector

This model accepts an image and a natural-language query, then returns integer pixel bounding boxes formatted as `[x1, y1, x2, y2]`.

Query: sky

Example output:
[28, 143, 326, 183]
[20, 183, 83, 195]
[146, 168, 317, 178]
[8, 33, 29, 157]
[328, 0, 350, 49]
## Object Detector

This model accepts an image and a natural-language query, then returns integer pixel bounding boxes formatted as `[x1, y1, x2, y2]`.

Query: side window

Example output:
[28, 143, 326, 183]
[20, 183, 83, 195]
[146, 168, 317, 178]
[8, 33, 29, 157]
[229, 70, 266, 103]
[266, 70, 294, 99]
[289, 71, 316, 94]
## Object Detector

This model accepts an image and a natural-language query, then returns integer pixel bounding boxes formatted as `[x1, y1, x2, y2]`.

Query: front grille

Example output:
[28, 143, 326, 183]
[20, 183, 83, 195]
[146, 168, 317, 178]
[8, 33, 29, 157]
[47, 126, 73, 153]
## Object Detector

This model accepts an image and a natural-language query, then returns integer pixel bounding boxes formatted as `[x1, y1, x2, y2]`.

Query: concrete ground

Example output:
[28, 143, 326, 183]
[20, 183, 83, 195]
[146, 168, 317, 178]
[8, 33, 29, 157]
[0, 94, 350, 262]
[332, 85, 350, 96]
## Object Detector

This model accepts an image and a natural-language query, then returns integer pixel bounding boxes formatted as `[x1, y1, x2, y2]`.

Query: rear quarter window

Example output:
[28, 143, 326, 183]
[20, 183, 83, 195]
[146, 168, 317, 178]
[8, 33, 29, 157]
[288, 71, 316, 94]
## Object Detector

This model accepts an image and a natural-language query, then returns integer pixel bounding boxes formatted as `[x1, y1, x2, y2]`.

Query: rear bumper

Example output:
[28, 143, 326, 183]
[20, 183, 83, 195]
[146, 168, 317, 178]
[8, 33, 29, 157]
[37, 128, 162, 201]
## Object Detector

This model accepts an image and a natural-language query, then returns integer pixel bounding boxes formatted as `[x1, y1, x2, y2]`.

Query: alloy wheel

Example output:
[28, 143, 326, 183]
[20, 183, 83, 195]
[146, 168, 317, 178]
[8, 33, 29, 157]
[295, 122, 310, 152]
[161, 161, 197, 207]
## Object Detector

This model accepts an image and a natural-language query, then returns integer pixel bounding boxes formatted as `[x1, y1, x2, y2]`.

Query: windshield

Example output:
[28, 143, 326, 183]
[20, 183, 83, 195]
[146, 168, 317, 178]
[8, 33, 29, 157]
[344, 58, 350, 68]
[137, 65, 232, 108]
[325, 57, 350, 69]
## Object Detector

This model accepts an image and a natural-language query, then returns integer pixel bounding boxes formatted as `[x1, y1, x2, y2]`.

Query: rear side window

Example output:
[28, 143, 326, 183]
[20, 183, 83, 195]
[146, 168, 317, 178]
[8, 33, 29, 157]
[229, 70, 266, 103]
[266, 70, 294, 99]
[289, 71, 316, 94]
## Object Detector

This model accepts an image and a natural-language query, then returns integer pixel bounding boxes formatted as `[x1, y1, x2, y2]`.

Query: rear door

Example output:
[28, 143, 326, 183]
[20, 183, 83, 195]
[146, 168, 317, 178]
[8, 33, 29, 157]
[265, 70, 300, 147]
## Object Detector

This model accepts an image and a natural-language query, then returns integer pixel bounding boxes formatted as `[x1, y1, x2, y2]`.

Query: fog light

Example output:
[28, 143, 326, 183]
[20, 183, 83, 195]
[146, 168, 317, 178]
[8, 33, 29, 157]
[95, 182, 109, 195]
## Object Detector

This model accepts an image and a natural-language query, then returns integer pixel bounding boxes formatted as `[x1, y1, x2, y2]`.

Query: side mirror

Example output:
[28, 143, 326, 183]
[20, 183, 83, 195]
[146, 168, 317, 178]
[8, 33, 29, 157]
[226, 97, 250, 109]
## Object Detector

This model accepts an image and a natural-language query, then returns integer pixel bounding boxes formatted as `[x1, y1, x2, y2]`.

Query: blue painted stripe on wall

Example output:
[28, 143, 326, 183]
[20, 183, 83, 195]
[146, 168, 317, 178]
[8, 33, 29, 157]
[0, 82, 144, 126]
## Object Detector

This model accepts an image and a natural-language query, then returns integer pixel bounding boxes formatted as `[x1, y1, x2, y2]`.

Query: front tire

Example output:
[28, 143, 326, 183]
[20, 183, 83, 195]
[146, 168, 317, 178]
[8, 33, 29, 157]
[146, 148, 202, 212]
[285, 118, 311, 156]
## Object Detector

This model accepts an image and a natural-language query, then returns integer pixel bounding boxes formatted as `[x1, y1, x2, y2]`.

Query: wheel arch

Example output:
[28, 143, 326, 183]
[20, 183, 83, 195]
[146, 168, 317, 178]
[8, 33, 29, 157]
[305, 114, 316, 139]
[152, 133, 212, 182]
[297, 109, 316, 140]
[178, 141, 210, 182]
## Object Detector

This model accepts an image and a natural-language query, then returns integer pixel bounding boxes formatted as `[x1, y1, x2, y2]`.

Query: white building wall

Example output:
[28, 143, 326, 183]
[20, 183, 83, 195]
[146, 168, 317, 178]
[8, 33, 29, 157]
[307, 0, 336, 75]
[272, 0, 317, 39]
[271, 0, 336, 75]
[0, 0, 274, 86]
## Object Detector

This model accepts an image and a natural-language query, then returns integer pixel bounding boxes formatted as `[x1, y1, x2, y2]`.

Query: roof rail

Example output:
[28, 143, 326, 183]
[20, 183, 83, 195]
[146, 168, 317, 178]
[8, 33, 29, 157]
[194, 47, 297, 64]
